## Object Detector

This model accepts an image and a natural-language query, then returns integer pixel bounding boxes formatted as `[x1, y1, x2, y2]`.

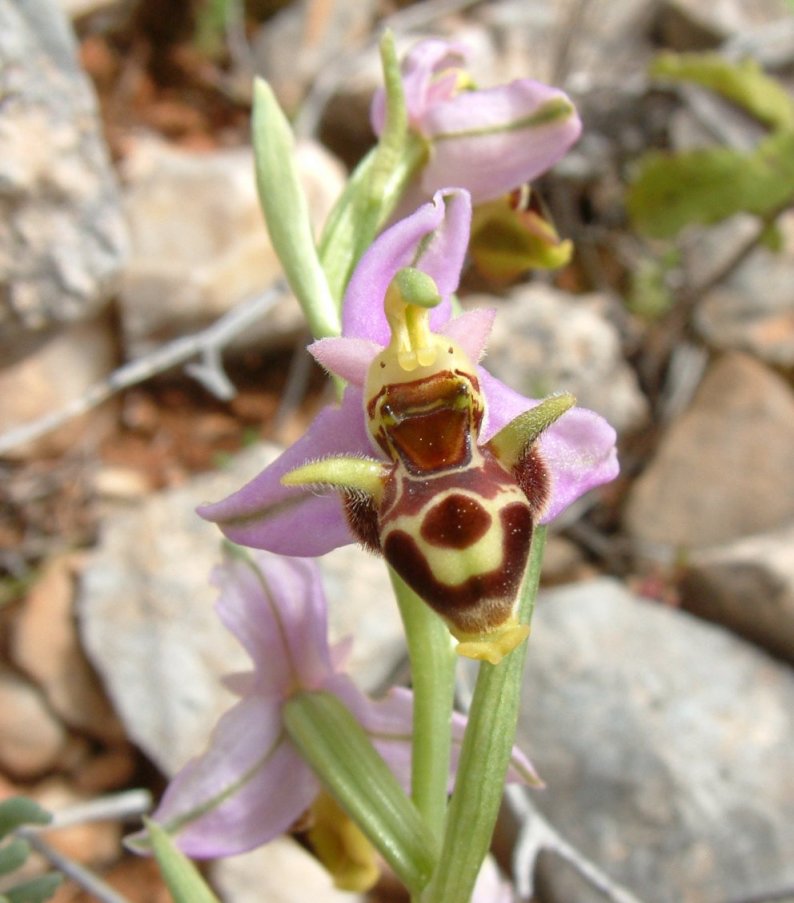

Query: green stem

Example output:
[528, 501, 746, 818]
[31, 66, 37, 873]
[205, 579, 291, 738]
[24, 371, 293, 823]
[318, 31, 426, 306]
[421, 527, 547, 903]
[390, 570, 456, 839]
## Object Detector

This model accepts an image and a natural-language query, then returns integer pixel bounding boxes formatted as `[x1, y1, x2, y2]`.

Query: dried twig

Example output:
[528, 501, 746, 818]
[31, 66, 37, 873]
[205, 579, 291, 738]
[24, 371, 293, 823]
[506, 785, 646, 903]
[15, 789, 153, 903]
[0, 283, 286, 456]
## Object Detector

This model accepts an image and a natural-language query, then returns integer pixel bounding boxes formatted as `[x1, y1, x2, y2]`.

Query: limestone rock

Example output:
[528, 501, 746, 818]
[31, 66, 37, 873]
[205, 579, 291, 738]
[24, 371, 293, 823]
[78, 445, 405, 777]
[679, 523, 794, 663]
[0, 0, 128, 342]
[476, 285, 648, 435]
[517, 578, 794, 902]
[625, 352, 794, 552]
[118, 137, 345, 358]
[212, 836, 365, 903]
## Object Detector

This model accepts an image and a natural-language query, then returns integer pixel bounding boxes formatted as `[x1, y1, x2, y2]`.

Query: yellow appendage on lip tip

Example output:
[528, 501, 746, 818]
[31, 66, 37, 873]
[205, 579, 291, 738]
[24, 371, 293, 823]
[454, 621, 530, 665]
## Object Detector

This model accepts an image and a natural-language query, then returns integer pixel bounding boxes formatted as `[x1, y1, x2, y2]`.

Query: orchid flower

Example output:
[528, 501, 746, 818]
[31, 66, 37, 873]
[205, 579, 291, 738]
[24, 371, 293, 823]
[136, 547, 537, 880]
[370, 39, 582, 204]
[199, 188, 618, 663]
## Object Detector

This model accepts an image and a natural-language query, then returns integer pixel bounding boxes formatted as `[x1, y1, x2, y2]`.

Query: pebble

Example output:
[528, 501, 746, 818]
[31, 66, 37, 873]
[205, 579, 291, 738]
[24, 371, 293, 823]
[212, 836, 365, 903]
[680, 523, 794, 663]
[625, 352, 794, 552]
[0, 669, 67, 780]
[0, 315, 118, 459]
[118, 137, 345, 358]
[11, 554, 126, 744]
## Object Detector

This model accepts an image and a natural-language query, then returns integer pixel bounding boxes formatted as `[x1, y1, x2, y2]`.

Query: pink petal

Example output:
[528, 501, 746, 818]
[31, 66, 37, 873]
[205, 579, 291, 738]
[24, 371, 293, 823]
[537, 406, 619, 523]
[422, 81, 582, 202]
[370, 38, 470, 134]
[441, 307, 496, 362]
[309, 336, 380, 386]
[478, 369, 619, 523]
[149, 696, 318, 858]
[213, 551, 335, 695]
[341, 189, 471, 345]
[198, 389, 371, 556]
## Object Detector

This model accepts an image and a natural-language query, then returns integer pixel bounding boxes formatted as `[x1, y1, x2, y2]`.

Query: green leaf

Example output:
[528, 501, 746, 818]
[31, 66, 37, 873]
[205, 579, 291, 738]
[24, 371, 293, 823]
[251, 78, 340, 339]
[627, 131, 794, 238]
[0, 839, 31, 876]
[0, 799, 51, 839]
[283, 691, 437, 894]
[318, 31, 425, 305]
[144, 819, 220, 903]
[3, 873, 62, 903]
[626, 252, 679, 320]
[650, 52, 794, 131]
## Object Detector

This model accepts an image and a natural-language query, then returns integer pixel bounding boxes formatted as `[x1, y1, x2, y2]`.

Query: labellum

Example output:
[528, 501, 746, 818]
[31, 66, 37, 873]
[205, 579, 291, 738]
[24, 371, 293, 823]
[284, 269, 573, 664]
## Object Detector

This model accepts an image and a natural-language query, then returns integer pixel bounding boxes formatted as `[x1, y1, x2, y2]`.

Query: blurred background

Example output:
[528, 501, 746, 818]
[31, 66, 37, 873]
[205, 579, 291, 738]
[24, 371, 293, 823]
[1, 0, 793, 900]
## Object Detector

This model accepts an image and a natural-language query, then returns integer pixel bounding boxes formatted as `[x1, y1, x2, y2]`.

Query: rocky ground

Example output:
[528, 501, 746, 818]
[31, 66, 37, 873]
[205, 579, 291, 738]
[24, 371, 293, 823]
[1, 0, 794, 901]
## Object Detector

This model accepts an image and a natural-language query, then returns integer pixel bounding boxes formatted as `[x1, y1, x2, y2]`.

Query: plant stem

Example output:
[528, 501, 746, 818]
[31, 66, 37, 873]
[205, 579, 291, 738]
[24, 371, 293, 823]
[422, 527, 546, 902]
[390, 570, 457, 839]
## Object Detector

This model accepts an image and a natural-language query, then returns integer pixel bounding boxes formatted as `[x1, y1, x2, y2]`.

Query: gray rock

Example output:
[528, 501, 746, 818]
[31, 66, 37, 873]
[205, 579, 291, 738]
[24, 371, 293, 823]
[476, 285, 648, 435]
[517, 577, 794, 903]
[118, 137, 345, 358]
[211, 836, 365, 903]
[657, 0, 791, 49]
[78, 444, 405, 776]
[476, 0, 659, 88]
[625, 352, 794, 552]
[0, 0, 128, 342]
[680, 523, 794, 664]
[692, 212, 794, 368]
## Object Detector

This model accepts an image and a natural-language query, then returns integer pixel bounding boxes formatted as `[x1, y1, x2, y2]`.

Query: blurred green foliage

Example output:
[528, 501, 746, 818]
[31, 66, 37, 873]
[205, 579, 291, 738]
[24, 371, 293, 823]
[0, 798, 61, 903]
[627, 53, 794, 239]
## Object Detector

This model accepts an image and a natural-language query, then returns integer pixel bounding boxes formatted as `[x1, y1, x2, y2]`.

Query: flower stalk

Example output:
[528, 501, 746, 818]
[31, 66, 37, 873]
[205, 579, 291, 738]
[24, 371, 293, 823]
[422, 527, 547, 903]
[390, 570, 456, 838]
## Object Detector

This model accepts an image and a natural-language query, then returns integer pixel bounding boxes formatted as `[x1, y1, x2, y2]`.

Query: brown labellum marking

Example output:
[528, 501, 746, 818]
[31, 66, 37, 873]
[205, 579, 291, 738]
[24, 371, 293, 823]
[513, 445, 551, 519]
[343, 491, 382, 553]
[388, 407, 470, 474]
[383, 502, 533, 635]
[421, 493, 491, 549]
[368, 370, 484, 470]
[380, 453, 512, 523]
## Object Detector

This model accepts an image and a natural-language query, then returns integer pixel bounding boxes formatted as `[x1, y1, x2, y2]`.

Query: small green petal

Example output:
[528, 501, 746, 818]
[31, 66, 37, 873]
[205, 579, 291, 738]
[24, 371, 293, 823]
[488, 393, 576, 470]
[281, 456, 388, 501]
